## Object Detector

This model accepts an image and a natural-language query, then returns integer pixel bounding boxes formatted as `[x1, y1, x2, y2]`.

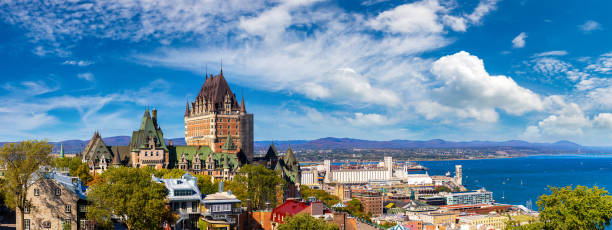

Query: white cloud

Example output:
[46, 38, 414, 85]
[77, 72, 95, 81]
[532, 50, 568, 57]
[428, 51, 543, 122]
[512, 32, 527, 48]
[63, 60, 93, 66]
[532, 57, 570, 76]
[466, 0, 499, 24]
[579, 20, 602, 32]
[346, 113, 396, 126]
[368, 0, 445, 34]
[593, 113, 612, 129]
[586, 52, 612, 73]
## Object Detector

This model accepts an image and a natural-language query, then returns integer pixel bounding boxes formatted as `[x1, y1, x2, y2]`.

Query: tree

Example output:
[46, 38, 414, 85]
[194, 174, 219, 195]
[435, 185, 452, 193]
[86, 167, 173, 229]
[0, 140, 52, 230]
[225, 164, 284, 210]
[52, 156, 93, 184]
[534, 185, 612, 230]
[277, 213, 338, 230]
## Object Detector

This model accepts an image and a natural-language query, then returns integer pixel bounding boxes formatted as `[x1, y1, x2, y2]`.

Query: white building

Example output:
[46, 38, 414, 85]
[152, 173, 202, 230]
[323, 157, 393, 184]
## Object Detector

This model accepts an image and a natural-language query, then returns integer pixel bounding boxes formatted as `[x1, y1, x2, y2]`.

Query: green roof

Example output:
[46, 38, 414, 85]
[168, 145, 240, 170]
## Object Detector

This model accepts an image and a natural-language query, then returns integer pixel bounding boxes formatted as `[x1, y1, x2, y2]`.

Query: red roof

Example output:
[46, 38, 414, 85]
[271, 200, 310, 224]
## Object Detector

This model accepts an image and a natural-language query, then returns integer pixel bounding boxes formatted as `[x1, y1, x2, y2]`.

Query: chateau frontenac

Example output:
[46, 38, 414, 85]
[80, 69, 297, 185]
[184, 69, 254, 161]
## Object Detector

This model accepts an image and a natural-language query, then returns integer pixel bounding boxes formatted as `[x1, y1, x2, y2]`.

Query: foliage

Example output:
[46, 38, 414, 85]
[277, 213, 338, 230]
[52, 156, 93, 184]
[86, 167, 174, 230]
[380, 221, 395, 228]
[198, 218, 208, 230]
[194, 174, 219, 195]
[435, 185, 452, 193]
[0, 140, 52, 230]
[535, 185, 612, 230]
[226, 164, 284, 210]
[300, 186, 339, 207]
[300, 186, 371, 221]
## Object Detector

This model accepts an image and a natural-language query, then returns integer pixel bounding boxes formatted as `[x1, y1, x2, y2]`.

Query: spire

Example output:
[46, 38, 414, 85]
[220, 58, 223, 75]
[59, 143, 64, 158]
[205, 64, 208, 80]
[285, 145, 297, 167]
[240, 94, 246, 113]
[185, 100, 190, 117]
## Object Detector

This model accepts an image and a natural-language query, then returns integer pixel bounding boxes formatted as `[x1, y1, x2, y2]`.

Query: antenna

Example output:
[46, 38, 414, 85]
[205, 64, 208, 79]
[220, 57, 223, 74]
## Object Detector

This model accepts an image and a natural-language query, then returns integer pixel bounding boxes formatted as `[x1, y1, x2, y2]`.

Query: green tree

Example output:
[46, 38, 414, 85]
[226, 164, 284, 210]
[277, 213, 338, 230]
[52, 156, 93, 184]
[194, 174, 219, 195]
[535, 185, 612, 230]
[86, 167, 173, 230]
[435, 185, 452, 193]
[0, 140, 52, 230]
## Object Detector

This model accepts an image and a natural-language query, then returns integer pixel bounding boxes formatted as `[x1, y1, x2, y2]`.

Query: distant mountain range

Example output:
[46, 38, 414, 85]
[2, 136, 604, 154]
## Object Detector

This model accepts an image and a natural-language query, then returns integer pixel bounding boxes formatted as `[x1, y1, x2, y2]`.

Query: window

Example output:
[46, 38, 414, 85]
[24, 206, 30, 214]
[24, 219, 30, 230]
[55, 188, 61, 196]
[33, 189, 39, 196]
[182, 202, 187, 210]
[65, 205, 71, 213]
[42, 220, 51, 228]
[211, 204, 231, 212]
[192, 202, 198, 212]
[79, 205, 87, 213]
[174, 190, 194, 196]
[62, 219, 71, 229]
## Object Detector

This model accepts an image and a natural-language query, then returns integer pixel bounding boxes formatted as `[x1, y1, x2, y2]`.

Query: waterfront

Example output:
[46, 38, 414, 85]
[419, 154, 612, 210]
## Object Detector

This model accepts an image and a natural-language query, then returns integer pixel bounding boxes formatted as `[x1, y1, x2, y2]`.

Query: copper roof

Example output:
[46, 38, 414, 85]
[196, 71, 239, 109]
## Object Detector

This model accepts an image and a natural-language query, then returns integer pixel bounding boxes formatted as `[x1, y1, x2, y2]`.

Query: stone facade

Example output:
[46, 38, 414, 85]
[129, 109, 170, 169]
[17, 172, 90, 230]
[184, 69, 254, 161]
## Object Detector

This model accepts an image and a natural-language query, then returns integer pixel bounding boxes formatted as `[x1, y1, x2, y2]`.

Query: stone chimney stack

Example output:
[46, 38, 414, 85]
[152, 109, 158, 127]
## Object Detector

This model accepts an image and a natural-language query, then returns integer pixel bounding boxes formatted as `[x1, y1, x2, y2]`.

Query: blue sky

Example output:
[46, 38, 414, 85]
[1, 0, 612, 145]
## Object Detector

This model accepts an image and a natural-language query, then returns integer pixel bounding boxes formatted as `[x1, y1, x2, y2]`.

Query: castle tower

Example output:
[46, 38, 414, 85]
[184, 69, 254, 161]
[455, 165, 463, 185]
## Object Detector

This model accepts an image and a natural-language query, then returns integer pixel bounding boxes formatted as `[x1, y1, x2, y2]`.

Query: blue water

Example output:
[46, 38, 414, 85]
[417, 155, 612, 210]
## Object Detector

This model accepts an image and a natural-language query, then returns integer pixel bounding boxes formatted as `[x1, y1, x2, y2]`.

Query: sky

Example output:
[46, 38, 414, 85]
[1, 0, 612, 145]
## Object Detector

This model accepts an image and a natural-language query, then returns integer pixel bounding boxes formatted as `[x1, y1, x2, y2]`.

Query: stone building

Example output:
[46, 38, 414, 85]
[129, 109, 170, 169]
[17, 171, 92, 230]
[184, 69, 254, 161]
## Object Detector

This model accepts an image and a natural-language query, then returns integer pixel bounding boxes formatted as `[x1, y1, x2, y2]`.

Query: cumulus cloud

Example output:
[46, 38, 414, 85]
[427, 51, 543, 122]
[512, 32, 527, 48]
[367, 0, 445, 34]
[579, 20, 602, 32]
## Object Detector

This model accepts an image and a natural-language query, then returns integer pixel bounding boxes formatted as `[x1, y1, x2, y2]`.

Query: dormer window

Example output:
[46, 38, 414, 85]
[55, 188, 61, 196]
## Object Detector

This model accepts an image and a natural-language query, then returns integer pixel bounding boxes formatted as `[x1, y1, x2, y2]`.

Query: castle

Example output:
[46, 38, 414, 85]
[80, 69, 299, 185]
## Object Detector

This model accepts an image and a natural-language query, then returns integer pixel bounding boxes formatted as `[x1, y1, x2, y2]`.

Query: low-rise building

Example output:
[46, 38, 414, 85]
[17, 171, 91, 230]
[201, 185, 243, 230]
[457, 214, 509, 230]
[418, 211, 458, 226]
[444, 188, 493, 205]
[152, 173, 202, 230]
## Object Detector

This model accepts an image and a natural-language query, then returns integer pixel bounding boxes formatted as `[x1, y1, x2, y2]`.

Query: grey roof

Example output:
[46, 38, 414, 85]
[152, 173, 202, 202]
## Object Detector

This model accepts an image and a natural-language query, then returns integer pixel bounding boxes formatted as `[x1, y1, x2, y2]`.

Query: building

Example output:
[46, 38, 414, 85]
[201, 183, 243, 230]
[17, 171, 91, 230]
[440, 204, 512, 215]
[457, 214, 509, 230]
[404, 220, 423, 230]
[152, 173, 202, 230]
[129, 109, 170, 169]
[418, 211, 458, 226]
[184, 69, 254, 161]
[352, 190, 383, 217]
[81, 109, 247, 180]
[323, 157, 393, 184]
[253, 144, 302, 199]
[444, 188, 493, 205]
[454, 165, 462, 186]
[270, 199, 310, 229]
